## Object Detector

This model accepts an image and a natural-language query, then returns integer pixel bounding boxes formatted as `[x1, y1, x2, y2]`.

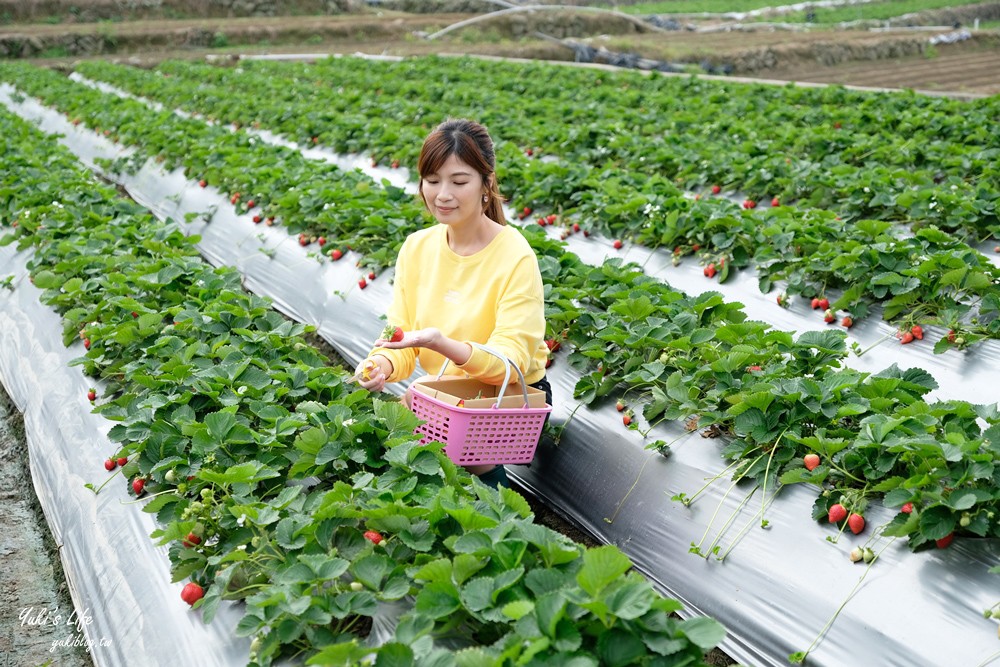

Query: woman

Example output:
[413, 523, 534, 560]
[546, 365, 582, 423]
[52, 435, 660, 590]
[356, 118, 551, 488]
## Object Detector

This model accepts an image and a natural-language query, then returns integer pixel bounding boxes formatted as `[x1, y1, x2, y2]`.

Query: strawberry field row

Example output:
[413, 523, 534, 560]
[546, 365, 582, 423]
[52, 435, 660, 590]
[0, 102, 727, 666]
[70, 58, 1000, 343]
[78, 56, 1000, 239]
[3, 60, 998, 559]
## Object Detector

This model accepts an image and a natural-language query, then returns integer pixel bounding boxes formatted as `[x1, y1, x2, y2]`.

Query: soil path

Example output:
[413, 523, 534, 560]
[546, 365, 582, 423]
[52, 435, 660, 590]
[0, 388, 92, 667]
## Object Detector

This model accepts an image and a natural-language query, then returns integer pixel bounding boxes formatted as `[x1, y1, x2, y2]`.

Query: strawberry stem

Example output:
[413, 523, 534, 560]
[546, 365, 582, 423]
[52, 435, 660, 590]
[604, 453, 656, 525]
[703, 483, 760, 559]
[674, 456, 747, 507]
[760, 428, 789, 528]
[717, 489, 780, 562]
[791, 537, 898, 663]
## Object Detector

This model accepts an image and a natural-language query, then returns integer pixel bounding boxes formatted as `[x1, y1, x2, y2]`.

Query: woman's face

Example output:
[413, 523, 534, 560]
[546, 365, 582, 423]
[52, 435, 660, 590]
[420, 153, 486, 226]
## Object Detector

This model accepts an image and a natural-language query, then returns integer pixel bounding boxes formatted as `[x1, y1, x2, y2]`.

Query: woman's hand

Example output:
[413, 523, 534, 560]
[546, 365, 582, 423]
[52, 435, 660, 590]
[373, 327, 442, 351]
[355, 355, 393, 393]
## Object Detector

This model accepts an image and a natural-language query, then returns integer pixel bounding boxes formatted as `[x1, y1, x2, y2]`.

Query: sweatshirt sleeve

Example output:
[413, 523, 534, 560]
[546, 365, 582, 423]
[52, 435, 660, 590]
[455, 253, 545, 384]
[370, 240, 418, 383]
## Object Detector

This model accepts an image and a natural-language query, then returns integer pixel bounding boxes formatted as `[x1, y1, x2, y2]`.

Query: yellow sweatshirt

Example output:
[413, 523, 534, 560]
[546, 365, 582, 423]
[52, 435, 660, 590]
[374, 223, 548, 386]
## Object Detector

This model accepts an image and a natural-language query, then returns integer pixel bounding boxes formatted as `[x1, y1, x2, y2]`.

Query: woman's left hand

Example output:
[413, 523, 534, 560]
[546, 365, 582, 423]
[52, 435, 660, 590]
[374, 327, 442, 350]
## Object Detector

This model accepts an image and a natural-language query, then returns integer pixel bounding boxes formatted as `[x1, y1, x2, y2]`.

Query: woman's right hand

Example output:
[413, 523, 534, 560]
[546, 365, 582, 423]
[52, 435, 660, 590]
[355, 355, 393, 393]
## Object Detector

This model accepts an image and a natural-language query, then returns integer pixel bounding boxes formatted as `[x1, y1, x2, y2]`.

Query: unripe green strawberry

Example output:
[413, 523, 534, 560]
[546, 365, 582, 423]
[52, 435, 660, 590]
[862, 548, 875, 564]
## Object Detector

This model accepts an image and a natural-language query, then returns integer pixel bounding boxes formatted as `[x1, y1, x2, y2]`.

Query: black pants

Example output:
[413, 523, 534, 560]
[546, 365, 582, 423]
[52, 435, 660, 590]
[529, 376, 553, 424]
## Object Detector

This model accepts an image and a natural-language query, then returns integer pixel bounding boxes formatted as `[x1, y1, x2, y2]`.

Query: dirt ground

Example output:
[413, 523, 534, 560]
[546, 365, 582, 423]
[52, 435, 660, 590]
[13, 14, 998, 98]
[0, 388, 93, 667]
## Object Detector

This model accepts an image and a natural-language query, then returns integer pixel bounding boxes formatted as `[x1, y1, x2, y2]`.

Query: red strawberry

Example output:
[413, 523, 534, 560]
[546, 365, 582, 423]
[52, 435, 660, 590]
[691, 244, 701, 251]
[525, 147, 533, 156]
[572, 223, 580, 233]
[84, 338, 91, 350]
[537, 218, 546, 227]
[817, 297, 829, 310]
[116, 456, 128, 467]
[182, 533, 202, 548]
[828, 503, 847, 524]
[622, 413, 632, 427]
[583, 229, 590, 237]
[946, 329, 956, 343]
[329, 248, 343, 261]
[132, 478, 145, 495]
[131, 311, 138, 318]
[910, 325, 923, 340]
[742, 199, 756, 209]
[523, 207, 532, 217]
[613, 239, 623, 250]
[368, 271, 376, 281]
[824, 309, 836, 324]
[299, 236, 309, 247]
[616, 401, 625, 412]
[104, 459, 116, 471]
[811, 297, 820, 310]
[841, 316, 853, 328]
[391, 159, 400, 169]
[545, 339, 561, 352]
[900, 331, 915, 344]
[546, 214, 557, 224]
[935, 532, 954, 549]
[746, 365, 762, 372]
[358, 278, 367, 290]
[704, 263, 717, 279]
[771, 197, 780, 207]
[711, 184, 721, 195]
[317, 236, 326, 247]
[87, 389, 97, 402]
[364, 530, 383, 545]
[900, 502, 913, 514]
[180, 582, 204, 606]
[381, 324, 404, 343]
[198, 179, 207, 188]
[803, 453, 820, 471]
[246, 200, 255, 209]
[847, 513, 865, 535]
[252, 214, 262, 223]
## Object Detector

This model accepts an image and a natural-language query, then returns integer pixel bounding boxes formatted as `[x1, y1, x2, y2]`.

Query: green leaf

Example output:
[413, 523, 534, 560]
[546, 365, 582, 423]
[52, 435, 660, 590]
[577, 545, 632, 597]
[605, 579, 654, 620]
[919, 505, 957, 540]
[596, 628, 647, 667]
[502, 599, 534, 621]
[946, 492, 977, 511]
[416, 582, 461, 619]
[679, 616, 727, 650]
[374, 643, 414, 667]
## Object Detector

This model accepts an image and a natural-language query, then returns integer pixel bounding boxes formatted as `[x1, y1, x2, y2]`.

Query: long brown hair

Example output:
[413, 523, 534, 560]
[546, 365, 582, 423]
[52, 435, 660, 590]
[417, 119, 507, 225]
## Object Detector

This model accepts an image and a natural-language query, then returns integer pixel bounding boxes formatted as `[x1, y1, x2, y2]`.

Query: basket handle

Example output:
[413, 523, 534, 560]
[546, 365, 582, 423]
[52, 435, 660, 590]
[437, 342, 531, 409]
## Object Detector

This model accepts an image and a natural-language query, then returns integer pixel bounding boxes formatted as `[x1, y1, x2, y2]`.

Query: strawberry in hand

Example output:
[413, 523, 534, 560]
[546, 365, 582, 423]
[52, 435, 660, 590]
[380, 323, 404, 343]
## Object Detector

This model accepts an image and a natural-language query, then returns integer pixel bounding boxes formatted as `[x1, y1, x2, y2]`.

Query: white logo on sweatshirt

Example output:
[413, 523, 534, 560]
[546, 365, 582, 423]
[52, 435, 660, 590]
[443, 289, 462, 304]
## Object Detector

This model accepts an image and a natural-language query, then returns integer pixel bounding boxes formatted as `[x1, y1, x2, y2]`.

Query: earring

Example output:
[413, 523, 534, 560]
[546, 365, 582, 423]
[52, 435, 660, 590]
[483, 194, 488, 203]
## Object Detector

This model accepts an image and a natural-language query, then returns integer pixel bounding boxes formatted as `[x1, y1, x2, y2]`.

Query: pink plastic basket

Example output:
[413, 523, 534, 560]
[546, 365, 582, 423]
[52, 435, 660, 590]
[411, 344, 552, 465]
